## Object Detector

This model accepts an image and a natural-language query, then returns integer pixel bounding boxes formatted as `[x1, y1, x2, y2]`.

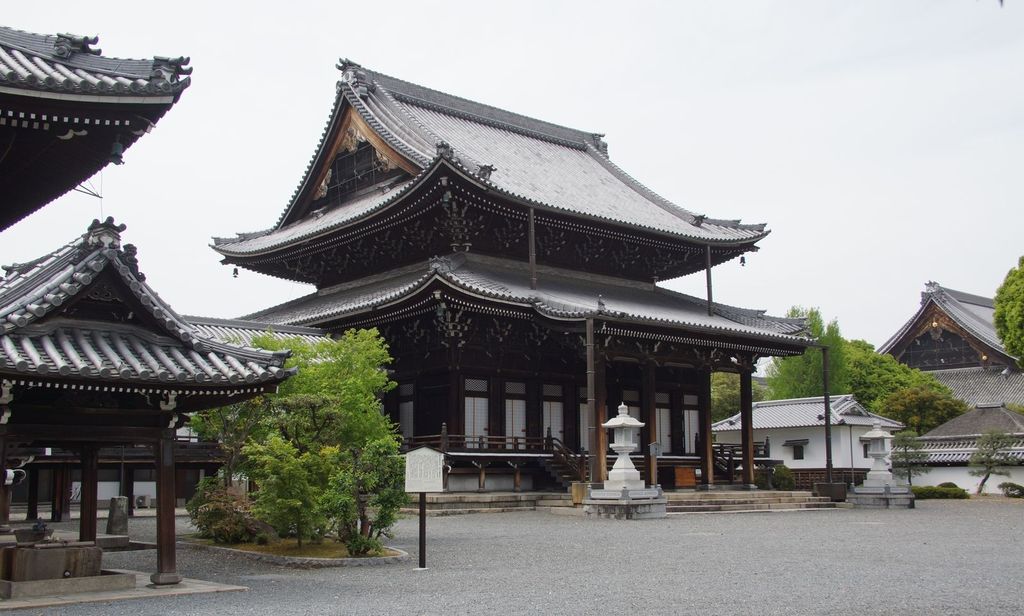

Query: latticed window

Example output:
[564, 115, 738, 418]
[505, 381, 527, 449]
[543, 384, 564, 443]
[901, 330, 979, 370]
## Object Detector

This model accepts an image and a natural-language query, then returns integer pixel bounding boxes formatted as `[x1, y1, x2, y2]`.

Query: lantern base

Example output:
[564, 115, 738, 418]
[583, 485, 667, 519]
[848, 484, 915, 509]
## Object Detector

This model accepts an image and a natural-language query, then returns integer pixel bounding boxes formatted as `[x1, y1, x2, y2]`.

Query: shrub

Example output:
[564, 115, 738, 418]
[912, 486, 968, 499]
[186, 478, 265, 544]
[937, 482, 960, 489]
[997, 482, 1024, 498]
[772, 464, 796, 490]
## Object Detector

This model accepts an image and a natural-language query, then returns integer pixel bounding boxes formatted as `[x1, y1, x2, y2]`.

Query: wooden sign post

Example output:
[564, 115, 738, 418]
[404, 447, 444, 569]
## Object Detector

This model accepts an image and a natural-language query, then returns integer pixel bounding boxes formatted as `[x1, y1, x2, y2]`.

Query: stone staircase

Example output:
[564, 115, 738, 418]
[665, 490, 850, 514]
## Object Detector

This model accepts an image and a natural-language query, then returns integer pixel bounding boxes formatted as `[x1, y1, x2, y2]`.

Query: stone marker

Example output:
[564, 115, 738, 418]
[106, 496, 129, 535]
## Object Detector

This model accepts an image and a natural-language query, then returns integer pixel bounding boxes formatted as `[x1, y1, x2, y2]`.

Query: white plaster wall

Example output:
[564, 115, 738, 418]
[916, 466, 1024, 495]
[447, 474, 533, 492]
[70, 481, 157, 503]
[716, 425, 893, 470]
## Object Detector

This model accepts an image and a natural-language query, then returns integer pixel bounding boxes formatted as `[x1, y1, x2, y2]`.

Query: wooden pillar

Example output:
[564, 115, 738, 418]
[595, 354, 608, 482]
[698, 368, 714, 489]
[643, 362, 658, 487]
[79, 446, 99, 542]
[51, 463, 72, 522]
[125, 465, 136, 517]
[0, 435, 9, 532]
[740, 369, 756, 487]
[151, 433, 181, 586]
[26, 466, 39, 520]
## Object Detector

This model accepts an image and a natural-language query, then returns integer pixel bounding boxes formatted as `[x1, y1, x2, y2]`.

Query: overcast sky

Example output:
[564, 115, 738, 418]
[4, 1, 1022, 349]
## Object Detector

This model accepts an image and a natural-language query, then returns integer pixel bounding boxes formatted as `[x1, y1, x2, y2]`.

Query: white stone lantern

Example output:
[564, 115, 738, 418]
[861, 420, 895, 488]
[603, 402, 646, 491]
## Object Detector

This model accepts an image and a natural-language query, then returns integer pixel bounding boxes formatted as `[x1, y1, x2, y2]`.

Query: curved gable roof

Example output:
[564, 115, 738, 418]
[213, 59, 769, 256]
[879, 282, 1013, 362]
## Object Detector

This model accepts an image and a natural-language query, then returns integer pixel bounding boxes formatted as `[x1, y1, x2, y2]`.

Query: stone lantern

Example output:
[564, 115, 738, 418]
[583, 402, 666, 519]
[861, 421, 895, 488]
[603, 402, 646, 491]
[847, 420, 915, 509]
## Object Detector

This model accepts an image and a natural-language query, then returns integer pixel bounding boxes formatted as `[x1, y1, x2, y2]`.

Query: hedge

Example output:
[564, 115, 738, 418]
[912, 486, 969, 499]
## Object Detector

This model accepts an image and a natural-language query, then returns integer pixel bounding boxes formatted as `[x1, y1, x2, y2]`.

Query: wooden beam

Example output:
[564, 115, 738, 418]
[643, 361, 658, 487]
[698, 369, 714, 489]
[79, 446, 99, 542]
[150, 433, 182, 586]
[740, 370, 755, 487]
[26, 466, 39, 521]
[595, 351, 608, 482]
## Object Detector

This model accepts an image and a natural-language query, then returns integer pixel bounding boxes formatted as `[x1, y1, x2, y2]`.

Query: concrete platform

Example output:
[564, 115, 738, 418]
[0, 569, 246, 611]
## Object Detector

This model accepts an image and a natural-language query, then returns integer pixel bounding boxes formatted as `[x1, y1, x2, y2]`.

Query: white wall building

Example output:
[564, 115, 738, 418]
[917, 403, 1024, 494]
[712, 395, 903, 487]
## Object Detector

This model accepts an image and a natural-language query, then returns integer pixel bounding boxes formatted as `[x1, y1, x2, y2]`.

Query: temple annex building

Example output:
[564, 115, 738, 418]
[214, 60, 815, 490]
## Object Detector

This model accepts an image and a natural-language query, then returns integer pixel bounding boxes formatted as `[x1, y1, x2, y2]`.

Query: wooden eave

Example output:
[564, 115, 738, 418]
[222, 158, 760, 284]
[886, 301, 1014, 368]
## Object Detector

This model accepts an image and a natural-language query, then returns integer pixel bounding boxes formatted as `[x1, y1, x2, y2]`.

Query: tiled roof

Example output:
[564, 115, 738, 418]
[0, 26, 191, 99]
[923, 403, 1024, 438]
[213, 60, 768, 256]
[187, 316, 327, 346]
[917, 434, 1024, 464]
[0, 219, 292, 388]
[879, 282, 1012, 360]
[712, 395, 904, 432]
[244, 252, 808, 347]
[928, 366, 1024, 408]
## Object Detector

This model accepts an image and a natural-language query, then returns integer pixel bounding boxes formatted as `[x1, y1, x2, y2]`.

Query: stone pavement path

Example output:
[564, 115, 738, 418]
[19, 498, 1024, 615]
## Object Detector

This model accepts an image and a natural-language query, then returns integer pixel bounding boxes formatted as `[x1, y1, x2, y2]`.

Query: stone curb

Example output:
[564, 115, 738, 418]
[179, 541, 410, 568]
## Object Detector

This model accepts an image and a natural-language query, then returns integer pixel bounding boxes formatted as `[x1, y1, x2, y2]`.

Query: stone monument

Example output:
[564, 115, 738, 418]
[583, 403, 666, 519]
[847, 421, 915, 509]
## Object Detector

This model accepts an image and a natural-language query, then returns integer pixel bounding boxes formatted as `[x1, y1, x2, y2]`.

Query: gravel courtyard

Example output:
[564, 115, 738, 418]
[27, 498, 1024, 615]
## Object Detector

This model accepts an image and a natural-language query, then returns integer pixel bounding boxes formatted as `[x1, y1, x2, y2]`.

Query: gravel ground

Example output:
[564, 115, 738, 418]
[21, 498, 1024, 615]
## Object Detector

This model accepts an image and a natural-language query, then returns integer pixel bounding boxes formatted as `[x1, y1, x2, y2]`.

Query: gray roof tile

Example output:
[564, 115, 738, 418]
[923, 403, 1024, 438]
[213, 61, 768, 256]
[712, 395, 904, 432]
[0, 26, 190, 98]
[928, 367, 1024, 408]
[879, 282, 1012, 360]
[244, 253, 808, 347]
[0, 219, 291, 388]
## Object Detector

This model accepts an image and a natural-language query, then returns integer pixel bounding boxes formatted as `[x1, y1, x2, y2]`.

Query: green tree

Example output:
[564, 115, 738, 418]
[320, 437, 407, 555]
[190, 398, 272, 487]
[253, 329, 397, 452]
[243, 435, 331, 547]
[994, 255, 1024, 367]
[710, 372, 766, 422]
[845, 339, 950, 414]
[766, 307, 848, 400]
[969, 430, 1018, 495]
[882, 386, 967, 435]
[889, 430, 930, 486]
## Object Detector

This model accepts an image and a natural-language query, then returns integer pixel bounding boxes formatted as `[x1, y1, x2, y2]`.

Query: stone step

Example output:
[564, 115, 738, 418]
[667, 502, 844, 515]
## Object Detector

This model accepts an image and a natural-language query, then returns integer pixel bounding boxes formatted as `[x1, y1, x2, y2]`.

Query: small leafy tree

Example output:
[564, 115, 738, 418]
[766, 307, 848, 400]
[889, 430, 930, 486]
[969, 431, 1018, 495]
[993, 255, 1024, 366]
[320, 437, 407, 555]
[190, 398, 272, 487]
[244, 435, 331, 547]
[881, 386, 967, 435]
[710, 372, 766, 422]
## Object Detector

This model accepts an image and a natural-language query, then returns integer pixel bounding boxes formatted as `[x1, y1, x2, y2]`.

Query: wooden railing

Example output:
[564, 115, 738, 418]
[710, 442, 769, 483]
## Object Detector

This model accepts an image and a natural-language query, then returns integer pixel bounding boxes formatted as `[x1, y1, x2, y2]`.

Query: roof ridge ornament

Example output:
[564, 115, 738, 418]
[436, 141, 455, 160]
[54, 33, 101, 58]
[476, 164, 496, 181]
[86, 217, 126, 250]
[151, 56, 192, 84]
[336, 59, 372, 98]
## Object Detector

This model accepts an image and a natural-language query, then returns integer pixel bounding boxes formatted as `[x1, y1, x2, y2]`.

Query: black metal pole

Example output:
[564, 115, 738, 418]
[822, 346, 833, 483]
[418, 491, 426, 569]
